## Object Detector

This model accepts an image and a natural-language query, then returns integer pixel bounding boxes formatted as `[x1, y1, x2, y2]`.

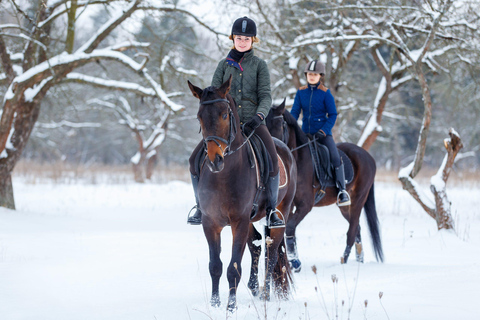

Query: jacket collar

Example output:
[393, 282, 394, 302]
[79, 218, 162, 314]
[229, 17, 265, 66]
[226, 49, 254, 71]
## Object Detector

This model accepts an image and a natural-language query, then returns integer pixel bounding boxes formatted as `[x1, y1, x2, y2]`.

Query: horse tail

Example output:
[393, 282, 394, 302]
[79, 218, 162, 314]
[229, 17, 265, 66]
[273, 237, 294, 298]
[363, 183, 384, 262]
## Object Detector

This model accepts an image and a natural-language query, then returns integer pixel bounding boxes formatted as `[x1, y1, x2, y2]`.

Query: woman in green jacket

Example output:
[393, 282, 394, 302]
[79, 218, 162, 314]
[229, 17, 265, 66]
[187, 16, 284, 229]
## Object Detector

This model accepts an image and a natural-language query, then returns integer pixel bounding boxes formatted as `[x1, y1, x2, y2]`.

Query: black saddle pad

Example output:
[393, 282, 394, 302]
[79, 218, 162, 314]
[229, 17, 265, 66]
[309, 141, 354, 187]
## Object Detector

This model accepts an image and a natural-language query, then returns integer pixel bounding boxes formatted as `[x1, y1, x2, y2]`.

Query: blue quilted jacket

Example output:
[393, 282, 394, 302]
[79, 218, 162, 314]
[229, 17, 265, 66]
[290, 83, 337, 136]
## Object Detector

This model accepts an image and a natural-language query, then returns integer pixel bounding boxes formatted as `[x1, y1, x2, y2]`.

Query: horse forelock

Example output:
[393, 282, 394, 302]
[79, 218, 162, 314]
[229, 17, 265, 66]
[201, 86, 218, 101]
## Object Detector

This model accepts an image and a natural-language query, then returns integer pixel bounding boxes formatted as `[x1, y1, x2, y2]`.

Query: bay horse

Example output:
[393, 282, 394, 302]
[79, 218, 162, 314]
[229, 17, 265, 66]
[266, 99, 383, 270]
[187, 76, 297, 311]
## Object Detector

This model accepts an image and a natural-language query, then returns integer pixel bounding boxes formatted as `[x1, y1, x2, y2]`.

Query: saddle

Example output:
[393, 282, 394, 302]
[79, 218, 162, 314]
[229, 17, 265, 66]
[308, 138, 354, 204]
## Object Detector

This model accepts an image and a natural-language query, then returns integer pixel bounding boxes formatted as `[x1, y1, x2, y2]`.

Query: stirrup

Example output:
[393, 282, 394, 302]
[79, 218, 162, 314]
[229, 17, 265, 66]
[267, 208, 285, 229]
[337, 190, 351, 207]
[187, 205, 202, 225]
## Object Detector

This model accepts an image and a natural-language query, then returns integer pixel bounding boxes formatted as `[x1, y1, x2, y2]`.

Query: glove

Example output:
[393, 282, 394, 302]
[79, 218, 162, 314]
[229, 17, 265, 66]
[243, 114, 263, 136]
[314, 130, 326, 139]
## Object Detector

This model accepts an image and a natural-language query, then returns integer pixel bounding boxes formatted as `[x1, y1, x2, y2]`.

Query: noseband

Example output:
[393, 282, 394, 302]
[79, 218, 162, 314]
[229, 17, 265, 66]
[200, 98, 238, 156]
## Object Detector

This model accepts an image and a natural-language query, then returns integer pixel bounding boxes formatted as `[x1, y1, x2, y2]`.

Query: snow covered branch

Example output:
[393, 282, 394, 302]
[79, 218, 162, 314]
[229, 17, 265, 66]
[76, 0, 141, 53]
[63, 73, 157, 97]
[36, 120, 101, 129]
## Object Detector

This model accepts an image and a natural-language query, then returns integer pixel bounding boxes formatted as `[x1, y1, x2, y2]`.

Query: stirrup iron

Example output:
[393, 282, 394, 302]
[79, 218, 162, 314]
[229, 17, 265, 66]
[267, 208, 285, 229]
[337, 190, 351, 207]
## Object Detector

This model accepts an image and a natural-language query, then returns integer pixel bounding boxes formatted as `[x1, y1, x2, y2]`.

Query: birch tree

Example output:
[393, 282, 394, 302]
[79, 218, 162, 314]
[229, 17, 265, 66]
[0, 0, 215, 209]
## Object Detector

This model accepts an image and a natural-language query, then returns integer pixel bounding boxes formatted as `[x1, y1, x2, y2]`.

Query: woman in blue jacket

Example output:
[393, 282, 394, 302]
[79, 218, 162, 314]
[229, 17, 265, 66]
[291, 60, 350, 206]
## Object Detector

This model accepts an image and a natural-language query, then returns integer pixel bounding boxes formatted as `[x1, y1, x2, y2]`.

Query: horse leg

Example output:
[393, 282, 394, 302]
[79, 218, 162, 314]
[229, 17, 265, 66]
[355, 225, 364, 263]
[247, 223, 262, 297]
[340, 204, 362, 264]
[204, 225, 223, 307]
[285, 202, 311, 272]
[226, 221, 250, 312]
[262, 225, 287, 301]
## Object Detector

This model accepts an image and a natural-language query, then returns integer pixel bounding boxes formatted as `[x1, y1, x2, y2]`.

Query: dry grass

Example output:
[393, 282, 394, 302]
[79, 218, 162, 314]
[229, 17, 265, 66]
[13, 160, 478, 187]
[13, 160, 190, 184]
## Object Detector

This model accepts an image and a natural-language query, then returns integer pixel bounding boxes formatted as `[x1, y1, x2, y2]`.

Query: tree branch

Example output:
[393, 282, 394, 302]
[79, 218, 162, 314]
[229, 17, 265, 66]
[62, 73, 157, 97]
[77, 0, 141, 53]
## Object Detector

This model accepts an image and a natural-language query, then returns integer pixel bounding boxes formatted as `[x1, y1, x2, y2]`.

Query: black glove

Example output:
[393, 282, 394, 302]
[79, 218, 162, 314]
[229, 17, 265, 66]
[314, 130, 326, 140]
[243, 114, 263, 136]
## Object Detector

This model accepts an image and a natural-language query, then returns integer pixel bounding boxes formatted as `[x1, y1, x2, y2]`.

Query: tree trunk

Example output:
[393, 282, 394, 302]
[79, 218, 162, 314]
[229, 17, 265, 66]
[400, 128, 461, 231]
[0, 166, 15, 209]
[146, 153, 157, 180]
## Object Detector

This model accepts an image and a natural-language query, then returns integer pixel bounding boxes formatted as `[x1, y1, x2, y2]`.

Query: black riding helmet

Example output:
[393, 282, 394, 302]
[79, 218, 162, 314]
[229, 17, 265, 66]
[304, 60, 326, 75]
[231, 16, 257, 37]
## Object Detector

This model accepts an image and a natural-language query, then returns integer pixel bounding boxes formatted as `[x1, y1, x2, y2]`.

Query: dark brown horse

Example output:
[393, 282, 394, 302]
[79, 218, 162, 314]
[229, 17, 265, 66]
[266, 100, 383, 270]
[187, 77, 297, 311]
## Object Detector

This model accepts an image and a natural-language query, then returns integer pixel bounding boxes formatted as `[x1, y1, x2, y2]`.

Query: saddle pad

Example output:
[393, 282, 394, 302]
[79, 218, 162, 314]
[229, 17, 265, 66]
[278, 154, 287, 188]
[248, 142, 288, 189]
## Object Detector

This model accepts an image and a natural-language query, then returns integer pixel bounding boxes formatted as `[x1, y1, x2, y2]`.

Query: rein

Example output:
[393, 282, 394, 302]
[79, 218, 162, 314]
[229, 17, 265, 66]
[275, 116, 316, 152]
[200, 98, 252, 157]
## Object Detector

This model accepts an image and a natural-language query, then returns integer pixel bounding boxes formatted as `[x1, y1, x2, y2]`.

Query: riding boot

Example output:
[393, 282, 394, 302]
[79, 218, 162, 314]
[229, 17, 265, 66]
[266, 173, 285, 229]
[335, 163, 351, 207]
[187, 173, 202, 225]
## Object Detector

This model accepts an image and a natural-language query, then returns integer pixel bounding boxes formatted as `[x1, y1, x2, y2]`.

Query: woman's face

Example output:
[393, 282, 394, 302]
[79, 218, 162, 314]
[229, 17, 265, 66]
[306, 72, 321, 85]
[234, 35, 253, 52]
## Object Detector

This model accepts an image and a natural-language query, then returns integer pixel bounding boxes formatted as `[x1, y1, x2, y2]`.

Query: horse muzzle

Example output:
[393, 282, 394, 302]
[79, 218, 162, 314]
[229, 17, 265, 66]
[206, 153, 224, 172]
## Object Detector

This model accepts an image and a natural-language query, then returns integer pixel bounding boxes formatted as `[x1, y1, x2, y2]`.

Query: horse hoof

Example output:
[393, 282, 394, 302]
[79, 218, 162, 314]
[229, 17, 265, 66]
[355, 243, 364, 263]
[249, 287, 260, 297]
[210, 296, 221, 308]
[290, 259, 302, 272]
[340, 256, 345, 264]
[227, 298, 237, 312]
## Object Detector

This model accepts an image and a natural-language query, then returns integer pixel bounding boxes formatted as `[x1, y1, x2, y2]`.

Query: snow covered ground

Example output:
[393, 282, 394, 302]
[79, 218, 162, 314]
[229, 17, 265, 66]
[0, 177, 479, 319]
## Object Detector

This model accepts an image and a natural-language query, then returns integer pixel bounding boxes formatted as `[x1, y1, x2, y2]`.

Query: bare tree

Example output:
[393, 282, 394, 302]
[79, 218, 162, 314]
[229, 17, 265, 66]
[0, 0, 218, 208]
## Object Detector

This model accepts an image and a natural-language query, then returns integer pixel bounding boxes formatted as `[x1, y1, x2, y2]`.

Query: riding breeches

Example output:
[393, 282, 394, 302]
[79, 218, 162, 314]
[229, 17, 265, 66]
[315, 134, 341, 168]
[189, 124, 279, 176]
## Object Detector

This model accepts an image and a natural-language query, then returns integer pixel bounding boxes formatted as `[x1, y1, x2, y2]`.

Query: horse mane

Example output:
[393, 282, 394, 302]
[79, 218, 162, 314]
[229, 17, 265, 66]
[283, 109, 309, 145]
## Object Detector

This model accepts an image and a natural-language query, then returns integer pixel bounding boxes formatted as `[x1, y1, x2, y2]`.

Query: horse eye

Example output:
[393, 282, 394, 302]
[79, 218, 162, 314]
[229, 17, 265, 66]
[222, 114, 228, 120]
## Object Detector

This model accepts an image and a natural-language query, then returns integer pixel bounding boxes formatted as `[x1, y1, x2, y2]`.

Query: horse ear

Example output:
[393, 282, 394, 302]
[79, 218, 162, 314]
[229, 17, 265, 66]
[218, 74, 232, 97]
[187, 80, 203, 99]
[279, 98, 286, 112]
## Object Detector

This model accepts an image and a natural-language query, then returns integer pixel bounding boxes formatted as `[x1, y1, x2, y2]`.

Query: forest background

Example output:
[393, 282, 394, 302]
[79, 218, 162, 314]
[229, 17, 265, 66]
[1, 0, 479, 211]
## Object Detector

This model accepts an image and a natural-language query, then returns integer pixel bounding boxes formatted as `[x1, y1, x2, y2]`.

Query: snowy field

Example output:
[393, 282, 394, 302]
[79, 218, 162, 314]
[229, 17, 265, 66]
[1, 176, 479, 320]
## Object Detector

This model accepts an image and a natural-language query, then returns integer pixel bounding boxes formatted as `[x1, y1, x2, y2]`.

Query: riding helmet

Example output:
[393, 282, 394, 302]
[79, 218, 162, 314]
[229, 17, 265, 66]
[231, 16, 257, 37]
[304, 60, 326, 75]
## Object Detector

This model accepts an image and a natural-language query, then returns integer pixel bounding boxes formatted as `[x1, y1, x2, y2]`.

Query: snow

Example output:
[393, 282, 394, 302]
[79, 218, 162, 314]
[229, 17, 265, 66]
[0, 178, 479, 319]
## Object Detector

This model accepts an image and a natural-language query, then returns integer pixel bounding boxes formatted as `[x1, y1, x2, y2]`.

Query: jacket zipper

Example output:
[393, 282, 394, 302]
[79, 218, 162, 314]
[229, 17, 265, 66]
[308, 86, 314, 133]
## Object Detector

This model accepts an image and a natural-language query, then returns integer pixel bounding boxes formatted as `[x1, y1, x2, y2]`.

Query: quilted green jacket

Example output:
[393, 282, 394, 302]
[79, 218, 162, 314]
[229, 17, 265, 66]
[211, 50, 272, 124]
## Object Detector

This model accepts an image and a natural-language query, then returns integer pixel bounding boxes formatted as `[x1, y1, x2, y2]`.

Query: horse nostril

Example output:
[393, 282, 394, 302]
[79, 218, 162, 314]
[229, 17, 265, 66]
[215, 154, 224, 165]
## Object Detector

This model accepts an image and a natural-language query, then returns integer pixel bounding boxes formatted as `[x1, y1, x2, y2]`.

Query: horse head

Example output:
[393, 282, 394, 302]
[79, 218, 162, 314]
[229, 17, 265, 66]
[188, 75, 238, 173]
[267, 98, 288, 144]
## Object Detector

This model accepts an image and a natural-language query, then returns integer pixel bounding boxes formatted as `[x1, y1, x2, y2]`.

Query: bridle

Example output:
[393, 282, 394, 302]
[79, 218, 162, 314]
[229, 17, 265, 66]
[199, 98, 239, 157]
[274, 115, 315, 152]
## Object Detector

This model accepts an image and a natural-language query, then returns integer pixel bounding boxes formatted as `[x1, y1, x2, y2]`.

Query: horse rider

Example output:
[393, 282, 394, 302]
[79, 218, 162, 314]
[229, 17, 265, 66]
[290, 60, 351, 206]
[187, 16, 285, 228]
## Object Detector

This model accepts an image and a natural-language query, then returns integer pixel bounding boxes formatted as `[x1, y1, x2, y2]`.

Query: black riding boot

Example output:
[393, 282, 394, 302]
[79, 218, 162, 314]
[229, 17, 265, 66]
[266, 173, 285, 229]
[187, 173, 202, 225]
[335, 163, 351, 206]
